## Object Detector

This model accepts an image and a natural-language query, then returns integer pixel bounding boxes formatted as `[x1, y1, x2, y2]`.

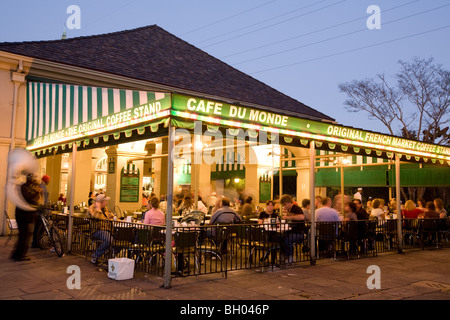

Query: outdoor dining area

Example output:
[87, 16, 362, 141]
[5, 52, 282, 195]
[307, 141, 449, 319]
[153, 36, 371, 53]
[47, 209, 450, 280]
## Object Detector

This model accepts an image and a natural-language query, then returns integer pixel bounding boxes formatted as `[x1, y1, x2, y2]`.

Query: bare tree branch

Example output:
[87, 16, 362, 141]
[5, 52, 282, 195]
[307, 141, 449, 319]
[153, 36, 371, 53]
[339, 57, 450, 146]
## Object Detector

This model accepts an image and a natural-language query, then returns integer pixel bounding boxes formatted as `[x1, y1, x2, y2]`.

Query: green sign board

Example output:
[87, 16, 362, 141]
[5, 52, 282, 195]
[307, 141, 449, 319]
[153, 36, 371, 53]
[259, 179, 271, 203]
[120, 165, 140, 202]
[172, 94, 450, 162]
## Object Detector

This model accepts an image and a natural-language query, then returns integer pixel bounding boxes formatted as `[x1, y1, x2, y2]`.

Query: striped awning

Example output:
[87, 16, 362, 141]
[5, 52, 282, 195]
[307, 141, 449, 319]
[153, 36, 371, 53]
[211, 151, 246, 180]
[26, 81, 171, 153]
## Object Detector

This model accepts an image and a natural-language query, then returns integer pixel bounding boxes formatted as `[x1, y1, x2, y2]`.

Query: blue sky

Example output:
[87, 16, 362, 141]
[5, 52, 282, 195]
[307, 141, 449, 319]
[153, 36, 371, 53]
[1, 0, 449, 135]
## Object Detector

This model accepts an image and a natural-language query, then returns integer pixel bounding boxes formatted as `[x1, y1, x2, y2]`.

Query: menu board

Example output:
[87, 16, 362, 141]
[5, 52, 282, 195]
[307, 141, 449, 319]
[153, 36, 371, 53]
[120, 165, 140, 202]
[259, 175, 271, 203]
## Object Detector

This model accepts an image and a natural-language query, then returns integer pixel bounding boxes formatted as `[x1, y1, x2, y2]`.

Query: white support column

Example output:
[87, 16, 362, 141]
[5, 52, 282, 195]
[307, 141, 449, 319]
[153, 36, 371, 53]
[164, 125, 175, 289]
[309, 142, 316, 265]
[396, 154, 403, 254]
[279, 145, 283, 197]
[67, 142, 77, 253]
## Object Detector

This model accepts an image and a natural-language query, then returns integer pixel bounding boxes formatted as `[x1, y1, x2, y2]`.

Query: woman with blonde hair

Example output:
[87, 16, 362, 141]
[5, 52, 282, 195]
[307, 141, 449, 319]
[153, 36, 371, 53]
[401, 200, 421, 219]
[370, 198, 385, 220]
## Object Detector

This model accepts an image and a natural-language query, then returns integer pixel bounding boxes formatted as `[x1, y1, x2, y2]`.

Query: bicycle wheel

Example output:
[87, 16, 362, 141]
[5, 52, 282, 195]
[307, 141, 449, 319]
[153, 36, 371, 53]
[50, 227, 64, 257]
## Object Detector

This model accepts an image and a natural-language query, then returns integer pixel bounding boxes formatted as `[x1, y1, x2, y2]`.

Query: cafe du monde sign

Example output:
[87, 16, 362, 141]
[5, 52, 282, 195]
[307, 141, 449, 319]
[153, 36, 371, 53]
[172, 94, 450, 161]
[27, 86, 450, 163]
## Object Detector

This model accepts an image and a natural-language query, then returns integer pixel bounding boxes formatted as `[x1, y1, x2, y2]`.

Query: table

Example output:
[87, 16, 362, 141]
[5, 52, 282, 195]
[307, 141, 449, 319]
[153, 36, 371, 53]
[262, 223, 291, 233]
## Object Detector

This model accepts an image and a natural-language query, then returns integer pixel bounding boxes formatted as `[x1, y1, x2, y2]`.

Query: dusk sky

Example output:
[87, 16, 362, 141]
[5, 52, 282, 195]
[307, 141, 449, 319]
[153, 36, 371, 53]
[1, 0, 449, 135]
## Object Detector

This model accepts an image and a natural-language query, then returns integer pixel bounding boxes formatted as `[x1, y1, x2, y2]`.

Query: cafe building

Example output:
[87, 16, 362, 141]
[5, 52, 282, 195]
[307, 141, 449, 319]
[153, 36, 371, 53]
[1, 25, 449, 242]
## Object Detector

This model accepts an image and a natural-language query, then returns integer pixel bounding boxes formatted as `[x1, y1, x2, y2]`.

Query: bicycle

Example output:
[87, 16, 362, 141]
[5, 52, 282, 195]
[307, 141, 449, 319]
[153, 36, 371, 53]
[37, 209, 64, 257]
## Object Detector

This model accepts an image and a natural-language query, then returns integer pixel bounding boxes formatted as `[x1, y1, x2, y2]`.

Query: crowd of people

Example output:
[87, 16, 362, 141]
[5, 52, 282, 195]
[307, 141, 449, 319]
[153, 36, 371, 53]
[137, 190, 449, 227]
[83, 188, 449, 265]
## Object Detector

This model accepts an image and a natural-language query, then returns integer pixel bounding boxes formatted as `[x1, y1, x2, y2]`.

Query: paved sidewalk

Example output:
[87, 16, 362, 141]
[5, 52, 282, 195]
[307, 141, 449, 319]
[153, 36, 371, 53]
[1, 235, 449, 301]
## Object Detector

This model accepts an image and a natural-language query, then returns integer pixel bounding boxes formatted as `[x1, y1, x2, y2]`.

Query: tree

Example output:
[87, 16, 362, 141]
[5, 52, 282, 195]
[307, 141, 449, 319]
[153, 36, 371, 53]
[339, 57, 450, 201]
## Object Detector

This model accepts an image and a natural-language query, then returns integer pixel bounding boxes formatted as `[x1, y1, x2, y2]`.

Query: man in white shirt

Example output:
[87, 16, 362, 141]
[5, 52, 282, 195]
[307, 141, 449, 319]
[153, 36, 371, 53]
[353, 188, 363, 202]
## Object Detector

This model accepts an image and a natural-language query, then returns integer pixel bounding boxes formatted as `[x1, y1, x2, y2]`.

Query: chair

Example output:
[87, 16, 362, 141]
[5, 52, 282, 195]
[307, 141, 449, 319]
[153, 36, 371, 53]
[145, 226, 172, 278]
[173, 230, 199, 276]
[316, 222, 338, 260]
[197, 226, 228, 278]
[235, 224, 253, 268]
[247, 226, 280, 271]
[363, 220, 378, 256]
[438, 218, 450, 245]
[70, 217, 90, 254]
[384, 219, 399, 251]
[342, 221, 360, 259]
[3, 211, 18, 247]
[420, 219, 440, 249]
[112, 226, 136, 258]
[402, 219, 419, 247]
[132, 227, 152, 265]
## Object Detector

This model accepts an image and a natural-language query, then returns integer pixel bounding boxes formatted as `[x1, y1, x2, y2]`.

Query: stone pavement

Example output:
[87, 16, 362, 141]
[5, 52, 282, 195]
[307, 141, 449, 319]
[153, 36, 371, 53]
[1, 235, 449, 302]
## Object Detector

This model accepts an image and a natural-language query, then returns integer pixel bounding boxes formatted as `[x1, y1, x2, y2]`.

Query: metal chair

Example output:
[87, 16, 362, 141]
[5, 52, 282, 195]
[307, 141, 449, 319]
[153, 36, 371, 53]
[438, 218, 450, 246]
[384, 219, 398, 251]
[402, 218, 420, 247]
[112, 225, 136, 258]
[197, 226, 228, 278]
[342, 221, 360, 259]
[244, 226, 280, 271]
[420, 219, 440, 249]
[363, 220, 378, 256]
[3, 211, 18, 247]
[173, 229, 199, 277]
[316, 222, 338, 260]
[146, 226, 171, 276]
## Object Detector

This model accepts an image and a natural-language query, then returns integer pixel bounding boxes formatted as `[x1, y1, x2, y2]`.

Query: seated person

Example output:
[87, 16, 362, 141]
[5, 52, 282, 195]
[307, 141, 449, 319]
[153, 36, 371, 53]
[143, 196, 165, 226]
[280, 194, 305, 264]
[241, 196, 257, 223]
[197, 195, 208, 215]
[401, 200, 422, 219]
[178, 196, 195, 216]
[87, 194, 115, 265]
[316, 197, 341, 222]
[209, 197, 242, 225]
[207, 197, 242, 251]
[258, 200, 279, 224]
[419, 201, 440, 219]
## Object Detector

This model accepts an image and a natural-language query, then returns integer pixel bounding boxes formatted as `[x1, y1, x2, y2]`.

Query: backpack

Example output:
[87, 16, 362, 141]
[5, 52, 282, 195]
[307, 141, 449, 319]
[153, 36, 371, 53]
[180, 210, 204, 225]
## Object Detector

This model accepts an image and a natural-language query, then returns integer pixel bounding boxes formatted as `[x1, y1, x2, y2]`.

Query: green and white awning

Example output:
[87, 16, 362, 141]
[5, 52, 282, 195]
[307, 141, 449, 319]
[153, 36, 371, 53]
[211, 151, 246, 180]
[171, 94, 450, 166]
[26, 81, 171, 152]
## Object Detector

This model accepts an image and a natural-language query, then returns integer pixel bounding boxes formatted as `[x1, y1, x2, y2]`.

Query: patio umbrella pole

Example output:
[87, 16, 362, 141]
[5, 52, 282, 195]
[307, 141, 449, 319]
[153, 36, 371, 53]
[164, 125, 175, 289]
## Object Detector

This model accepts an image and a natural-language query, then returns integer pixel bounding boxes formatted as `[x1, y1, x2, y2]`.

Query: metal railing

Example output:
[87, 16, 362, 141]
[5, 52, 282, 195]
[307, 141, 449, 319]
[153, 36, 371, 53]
[49, 215, 450, 278]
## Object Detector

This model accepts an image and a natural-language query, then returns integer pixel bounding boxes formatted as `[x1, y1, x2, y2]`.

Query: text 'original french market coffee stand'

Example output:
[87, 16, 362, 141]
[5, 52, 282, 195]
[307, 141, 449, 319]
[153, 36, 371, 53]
[1, 26, 449, 288]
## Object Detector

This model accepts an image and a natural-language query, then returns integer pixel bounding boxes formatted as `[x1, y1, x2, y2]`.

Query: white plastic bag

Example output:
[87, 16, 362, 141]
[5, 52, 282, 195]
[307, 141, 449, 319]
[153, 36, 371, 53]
[108, 258, 135, 280]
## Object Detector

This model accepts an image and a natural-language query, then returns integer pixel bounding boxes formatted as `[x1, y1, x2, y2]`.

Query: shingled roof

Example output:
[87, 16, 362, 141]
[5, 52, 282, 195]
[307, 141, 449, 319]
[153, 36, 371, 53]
[0, 25, 334, 122]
